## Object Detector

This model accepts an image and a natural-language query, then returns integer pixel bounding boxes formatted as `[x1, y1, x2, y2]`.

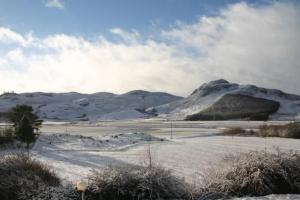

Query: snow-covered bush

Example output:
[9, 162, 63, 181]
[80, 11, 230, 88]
[197, 150, 300, 199]
[0, 154, 60, 200]
[86, 165, 192, 200]
[18, 184, 80, 200]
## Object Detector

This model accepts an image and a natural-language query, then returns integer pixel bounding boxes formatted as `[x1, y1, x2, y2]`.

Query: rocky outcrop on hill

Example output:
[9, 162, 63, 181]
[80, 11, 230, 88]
[185, 94, 280, 121]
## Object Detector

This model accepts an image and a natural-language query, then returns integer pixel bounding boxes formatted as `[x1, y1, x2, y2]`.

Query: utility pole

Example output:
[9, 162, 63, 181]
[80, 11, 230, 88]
[141, 95, 145, 111]
[212, 104, 216, 121]
[170, 120, 173, 139]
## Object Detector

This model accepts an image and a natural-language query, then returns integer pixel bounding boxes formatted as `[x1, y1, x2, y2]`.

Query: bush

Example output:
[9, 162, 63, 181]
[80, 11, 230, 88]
[197, 150, 300, 199]
[86, 165, 192, 200]
[0, 154, 60, 200]
[0, 112, 9, 121]
[259, 122, 300, 138]
[18, 184, 80, 200]
[0, 127, 14, 145]
[221, 123, 300, 139]
[221, 127, 246, 135]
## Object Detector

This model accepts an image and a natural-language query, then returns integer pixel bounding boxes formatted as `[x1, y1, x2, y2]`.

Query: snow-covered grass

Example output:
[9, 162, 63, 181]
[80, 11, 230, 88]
[31, 131, 166, 181]
[231, 194, 300, 200]
[35, 132, 164, 151]
[28, 121, 300, 183]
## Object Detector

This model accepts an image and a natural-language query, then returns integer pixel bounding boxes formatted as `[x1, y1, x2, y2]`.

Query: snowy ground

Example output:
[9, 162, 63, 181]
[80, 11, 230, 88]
[231, 194, 300, 200]
[2, 120, 300, 200]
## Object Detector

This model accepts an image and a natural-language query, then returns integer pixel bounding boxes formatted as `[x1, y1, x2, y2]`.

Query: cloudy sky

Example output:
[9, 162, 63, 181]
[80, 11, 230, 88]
[0, 0, 299, 96]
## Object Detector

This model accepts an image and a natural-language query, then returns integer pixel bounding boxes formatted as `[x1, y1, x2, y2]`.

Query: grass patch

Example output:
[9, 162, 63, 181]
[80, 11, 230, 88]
[221, 123, 300, 139]
[198, 150, 300, 199]
[259, 122, 300, 138]
[0, 154, 61, 200]
[86, 165, 192, 200]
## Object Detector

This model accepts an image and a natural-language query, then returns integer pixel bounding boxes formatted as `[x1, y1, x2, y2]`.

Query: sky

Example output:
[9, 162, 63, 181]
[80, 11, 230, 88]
[0, 0, 299, 96]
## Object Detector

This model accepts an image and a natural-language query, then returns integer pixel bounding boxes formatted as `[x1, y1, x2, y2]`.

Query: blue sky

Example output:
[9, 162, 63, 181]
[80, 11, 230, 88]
[0, 0, 299, 95]
[0, 0, 265, 38]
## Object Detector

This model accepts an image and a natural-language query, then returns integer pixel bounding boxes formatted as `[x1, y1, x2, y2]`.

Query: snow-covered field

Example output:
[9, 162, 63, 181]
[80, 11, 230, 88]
[33, 121, 300, 182]
[2, 120, 300, 200]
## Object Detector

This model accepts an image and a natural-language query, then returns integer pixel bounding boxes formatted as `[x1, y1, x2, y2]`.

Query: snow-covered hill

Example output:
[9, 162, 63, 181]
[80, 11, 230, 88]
[150, 79, 300, 120]
[0, 90, 182, 121]
[2, 80, 299, 121]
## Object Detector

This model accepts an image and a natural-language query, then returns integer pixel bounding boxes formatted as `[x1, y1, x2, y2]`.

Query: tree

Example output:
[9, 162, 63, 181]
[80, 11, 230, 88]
[15, 117, 35, 149]
[8, 105, 43, 149]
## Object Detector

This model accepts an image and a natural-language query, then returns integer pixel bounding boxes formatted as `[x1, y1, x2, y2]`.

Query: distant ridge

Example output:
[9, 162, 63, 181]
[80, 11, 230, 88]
[0, 90, 182, 121]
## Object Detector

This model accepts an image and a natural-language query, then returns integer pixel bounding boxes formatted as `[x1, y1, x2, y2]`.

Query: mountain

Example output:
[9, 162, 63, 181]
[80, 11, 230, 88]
[0, 90, 182, 121]
[149, 79, 300, 120]
[1, 80, 299, 121]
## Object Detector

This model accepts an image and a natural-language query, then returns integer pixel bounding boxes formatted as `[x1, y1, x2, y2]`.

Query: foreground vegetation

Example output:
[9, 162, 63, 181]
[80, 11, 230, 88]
[198, 150, 300, 199]
[222, 122, 300, 139]
[86, 165, 192, 200]
[0, 154, 63, 200]
[1, 149, 300, 200]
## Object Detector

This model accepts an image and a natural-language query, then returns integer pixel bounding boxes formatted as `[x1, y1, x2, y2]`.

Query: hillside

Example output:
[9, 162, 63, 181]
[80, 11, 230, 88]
[1, 79, 299, 121]
[0, 90, 182, 121]
[185, 94, 280, 121]
[149, 79, 300, 120]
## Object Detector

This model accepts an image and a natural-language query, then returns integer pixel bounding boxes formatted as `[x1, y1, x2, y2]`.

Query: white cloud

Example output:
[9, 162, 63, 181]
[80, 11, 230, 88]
[0, 28, 202, 95]
[110, 28, 140, 44]
[45, 0, 64, 9]
[0, 27, 32, 46]
[163, 1, 300, 95]
[5, 48, 25, 63]
[0, 1, 300, 96]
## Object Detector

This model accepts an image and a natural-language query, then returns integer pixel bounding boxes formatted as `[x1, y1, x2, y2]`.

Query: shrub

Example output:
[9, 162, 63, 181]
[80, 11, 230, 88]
[86, 165, 192, 200]
[18, 184, 80, 200]
[259, 122, 300, 138]
[197, 150, 300, 199]
[0, 112, 9, 121]
[222, 127, 246, 135]
[0, 127, 14, 145]
[0, 154, 60, 200]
